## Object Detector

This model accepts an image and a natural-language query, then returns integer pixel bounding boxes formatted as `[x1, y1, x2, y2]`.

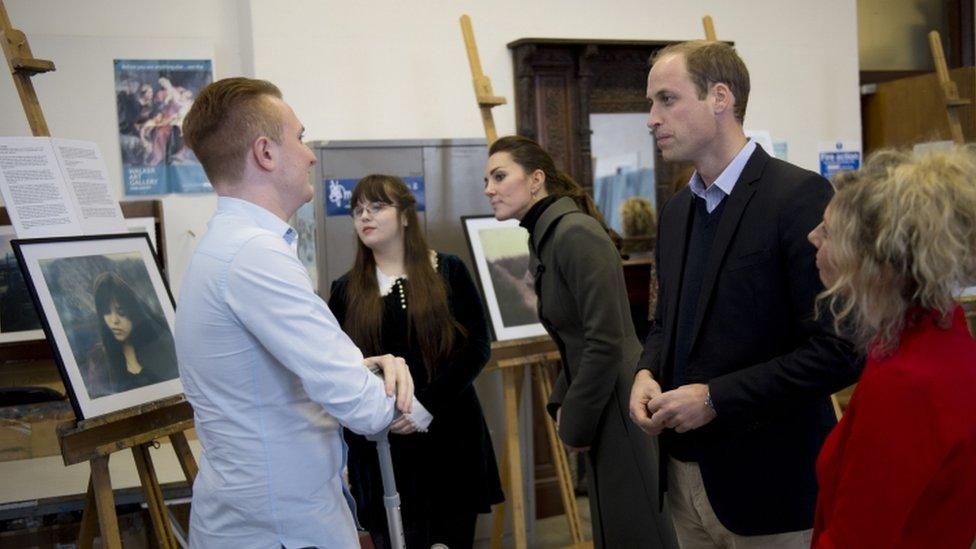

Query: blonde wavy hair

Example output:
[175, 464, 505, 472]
[620, 196, 657, 238]
[820, 146, 976, 355]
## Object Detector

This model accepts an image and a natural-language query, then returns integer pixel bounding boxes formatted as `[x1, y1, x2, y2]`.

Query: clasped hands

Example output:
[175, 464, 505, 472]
[363, 354, 418, 434]
[628, 370, 716, 436]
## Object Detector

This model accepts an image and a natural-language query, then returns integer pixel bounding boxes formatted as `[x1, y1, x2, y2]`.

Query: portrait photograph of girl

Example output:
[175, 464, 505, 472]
[38, 251, 179, 401]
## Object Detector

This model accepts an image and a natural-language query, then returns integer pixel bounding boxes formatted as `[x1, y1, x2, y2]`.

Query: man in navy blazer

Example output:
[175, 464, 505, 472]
[629, 41, 861, 548]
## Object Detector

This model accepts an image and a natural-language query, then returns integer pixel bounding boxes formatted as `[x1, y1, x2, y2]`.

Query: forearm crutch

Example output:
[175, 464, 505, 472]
[366, 426, 405, 549]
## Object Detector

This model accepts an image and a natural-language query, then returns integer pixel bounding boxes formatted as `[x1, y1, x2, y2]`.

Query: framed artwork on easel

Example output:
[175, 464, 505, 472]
[461, 215, 546, 341]
[13, 233, 182, 419]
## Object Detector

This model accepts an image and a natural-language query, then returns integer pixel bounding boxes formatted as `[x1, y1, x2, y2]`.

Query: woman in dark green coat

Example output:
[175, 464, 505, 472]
[483, 135, 676, 549]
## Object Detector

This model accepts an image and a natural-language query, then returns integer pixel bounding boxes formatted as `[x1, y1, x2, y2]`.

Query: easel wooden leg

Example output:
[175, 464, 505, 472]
[133, 443, 177, 549]
[170, 431, 198, 484]
[533, 365, 587, 546]
[89, 455, 122, 549]
[490, 457, 507, 549]
[77, 477, 98, 549]
[490, 367, 528, 549]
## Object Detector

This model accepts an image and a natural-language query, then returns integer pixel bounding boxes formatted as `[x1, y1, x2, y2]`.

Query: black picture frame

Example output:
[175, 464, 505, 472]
[13, 233, 182, 419]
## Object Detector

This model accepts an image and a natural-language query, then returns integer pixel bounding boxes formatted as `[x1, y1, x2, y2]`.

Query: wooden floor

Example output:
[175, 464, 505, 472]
[474, 496, 592, 549]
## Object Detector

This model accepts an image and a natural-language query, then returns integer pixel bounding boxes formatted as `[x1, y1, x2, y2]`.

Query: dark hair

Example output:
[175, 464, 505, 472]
[182, 77, 283, 184]
[342, 175, 462, 378]
[489, 135, 615, 238]
[651, 41, 751, 124]
[93, 272, 164, 370]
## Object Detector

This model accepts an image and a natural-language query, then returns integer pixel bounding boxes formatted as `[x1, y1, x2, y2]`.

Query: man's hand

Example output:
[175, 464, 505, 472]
[555, 407, 590, 454]
[363, 354, 413, 414]
[630, 369, 664, 435]
[389, 415, 417, 435]
[646, 383, 716, 433]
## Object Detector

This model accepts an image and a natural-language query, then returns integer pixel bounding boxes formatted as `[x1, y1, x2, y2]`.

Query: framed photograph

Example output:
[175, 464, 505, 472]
[0, 226, 45, 343]
[461, 215, 546, 341]
[125, 216, 158, 253]
[13, 233, 182, 419]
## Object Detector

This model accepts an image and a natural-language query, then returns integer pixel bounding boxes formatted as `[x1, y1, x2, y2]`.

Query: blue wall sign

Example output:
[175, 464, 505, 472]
[325, 176, 425, 216]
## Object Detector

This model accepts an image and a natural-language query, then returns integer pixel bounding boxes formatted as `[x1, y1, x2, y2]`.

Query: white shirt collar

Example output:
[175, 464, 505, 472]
[688, 139, 758, 201]
[217, 196, 297, 246]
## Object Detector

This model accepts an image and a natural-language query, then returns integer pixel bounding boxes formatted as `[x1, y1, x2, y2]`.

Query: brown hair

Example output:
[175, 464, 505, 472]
[489, 135, 614, 237]
[182, 77, 283, 184]
[819, 146, 976, 355]
[651, 40, 750, 124]
[341, 175, 461, 378]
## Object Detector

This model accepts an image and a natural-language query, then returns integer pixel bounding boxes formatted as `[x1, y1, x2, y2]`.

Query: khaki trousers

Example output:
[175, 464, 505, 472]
[667, 458, 812, 549]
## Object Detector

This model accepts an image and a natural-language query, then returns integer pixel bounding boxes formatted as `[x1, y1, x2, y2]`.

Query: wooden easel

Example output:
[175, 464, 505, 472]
[0, 0, 53, 136]
[460, 14, 506, 145]
[928, 31, 976, 341]
[2, 4, 198, 547]
[460, 14, 589, 548]
[702, 15, 717, 41]
[58, 397, 197, 549]
[928, 30, 969, 145]
[485, 337, 589, 549]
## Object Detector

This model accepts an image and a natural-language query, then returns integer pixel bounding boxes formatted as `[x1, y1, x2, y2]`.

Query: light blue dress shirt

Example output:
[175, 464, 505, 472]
[687, 139, 758, 213]
[175, 197, 396, 549]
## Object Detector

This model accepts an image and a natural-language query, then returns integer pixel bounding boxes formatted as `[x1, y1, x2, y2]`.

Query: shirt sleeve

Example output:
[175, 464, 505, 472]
[225, 234, 395, 435]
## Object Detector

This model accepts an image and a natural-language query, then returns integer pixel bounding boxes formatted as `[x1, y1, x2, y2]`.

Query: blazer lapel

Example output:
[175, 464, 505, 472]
[661, 188, 694, 383]
[687, 147, 769, 353]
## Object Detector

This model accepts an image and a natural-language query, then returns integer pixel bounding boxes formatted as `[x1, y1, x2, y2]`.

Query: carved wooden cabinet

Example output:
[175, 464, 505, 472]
[508, 38, 686, 211]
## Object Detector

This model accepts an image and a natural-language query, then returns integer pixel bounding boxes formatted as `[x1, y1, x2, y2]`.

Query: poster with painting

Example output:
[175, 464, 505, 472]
[461, 215, 545, 341]
[13, 234, 182, 419]
[114, 59, 213, 195]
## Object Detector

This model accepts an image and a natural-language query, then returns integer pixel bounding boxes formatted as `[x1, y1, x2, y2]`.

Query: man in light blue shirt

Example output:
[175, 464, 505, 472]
[176, 77, 415, 549]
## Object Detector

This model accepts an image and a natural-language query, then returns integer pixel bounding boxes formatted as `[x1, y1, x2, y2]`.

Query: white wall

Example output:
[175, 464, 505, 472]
[0, 0, 862, 294]
[0, 0, 248, 295]
[249, 0, 861, 172]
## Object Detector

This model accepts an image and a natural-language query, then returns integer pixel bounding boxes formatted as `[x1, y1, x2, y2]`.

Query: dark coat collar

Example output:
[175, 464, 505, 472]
[528, 196, 579, 255]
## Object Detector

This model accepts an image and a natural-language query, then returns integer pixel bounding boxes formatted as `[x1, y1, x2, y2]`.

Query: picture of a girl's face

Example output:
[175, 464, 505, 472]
[102, 300, 133, 342]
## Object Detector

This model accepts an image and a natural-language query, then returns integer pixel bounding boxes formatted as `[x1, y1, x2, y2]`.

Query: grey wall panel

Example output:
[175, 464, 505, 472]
[421, 143, 492, 274]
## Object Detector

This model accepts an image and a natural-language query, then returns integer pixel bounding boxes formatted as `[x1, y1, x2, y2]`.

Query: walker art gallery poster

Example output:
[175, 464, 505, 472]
[114, 59, 213, 195]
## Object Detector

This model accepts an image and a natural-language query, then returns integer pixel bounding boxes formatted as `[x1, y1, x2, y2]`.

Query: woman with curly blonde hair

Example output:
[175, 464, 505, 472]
[808, 147, 976, 548]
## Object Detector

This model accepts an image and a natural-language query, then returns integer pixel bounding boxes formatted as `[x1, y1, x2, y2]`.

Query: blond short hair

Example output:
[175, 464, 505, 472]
[182, 77, 283, 184]
[820, 146, 976, 354]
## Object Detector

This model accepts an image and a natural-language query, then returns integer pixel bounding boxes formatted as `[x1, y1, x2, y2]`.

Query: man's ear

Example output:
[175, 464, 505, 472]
[252, 136, 275, 172]
[710, 82, 734, 116]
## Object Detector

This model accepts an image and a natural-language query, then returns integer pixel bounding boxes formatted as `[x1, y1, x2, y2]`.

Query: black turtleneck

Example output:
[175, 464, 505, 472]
[519, 195, 560, 237]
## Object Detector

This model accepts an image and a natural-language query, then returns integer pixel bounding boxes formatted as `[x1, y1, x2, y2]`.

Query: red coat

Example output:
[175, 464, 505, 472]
[813, 306, 976, 548]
